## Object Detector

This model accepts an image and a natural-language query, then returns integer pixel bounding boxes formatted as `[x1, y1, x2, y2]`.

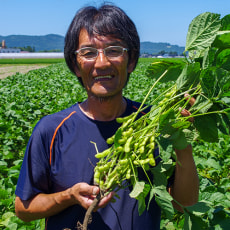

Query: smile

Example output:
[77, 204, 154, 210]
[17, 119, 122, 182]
[94, 76, 113, 81]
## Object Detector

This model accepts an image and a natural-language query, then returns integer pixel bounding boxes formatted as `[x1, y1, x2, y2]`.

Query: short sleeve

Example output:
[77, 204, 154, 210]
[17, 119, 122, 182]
[15, 121, 52, 200]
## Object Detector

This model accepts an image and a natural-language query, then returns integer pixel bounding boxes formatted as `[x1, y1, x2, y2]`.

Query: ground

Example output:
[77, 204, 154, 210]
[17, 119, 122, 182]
[0, 64, 49, 79]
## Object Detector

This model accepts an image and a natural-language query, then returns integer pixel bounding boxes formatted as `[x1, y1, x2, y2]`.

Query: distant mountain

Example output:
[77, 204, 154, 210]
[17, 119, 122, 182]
[0, 34, 185, 54]
[140, 41, 185, 55]
[0, 34, 65, 52]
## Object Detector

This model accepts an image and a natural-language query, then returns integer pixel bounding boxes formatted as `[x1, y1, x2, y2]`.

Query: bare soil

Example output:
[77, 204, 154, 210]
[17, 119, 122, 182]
[0, 64, 49, 79]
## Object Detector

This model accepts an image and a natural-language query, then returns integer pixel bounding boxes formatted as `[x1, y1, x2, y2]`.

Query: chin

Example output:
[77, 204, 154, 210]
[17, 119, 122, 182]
[90, 91, 119, 101]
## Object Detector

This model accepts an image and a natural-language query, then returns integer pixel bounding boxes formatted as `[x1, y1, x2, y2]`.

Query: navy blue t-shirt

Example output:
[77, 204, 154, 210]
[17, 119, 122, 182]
[15, 98, 162, 230]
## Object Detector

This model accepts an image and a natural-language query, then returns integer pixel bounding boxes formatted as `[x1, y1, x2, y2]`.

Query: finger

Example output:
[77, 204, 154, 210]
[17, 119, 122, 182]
[81, 192, 101, 209]
[184, 93, 195, 106]
[95, 192, 115, 211]
[180, 108, 191, 117]
[74, 183, 100, 207]
[180, 108, 194, 122]
[79, 183, 99, 196]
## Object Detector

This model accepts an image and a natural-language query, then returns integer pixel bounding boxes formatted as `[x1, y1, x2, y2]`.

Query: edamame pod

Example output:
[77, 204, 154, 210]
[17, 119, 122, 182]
[95, 148, 111, 159]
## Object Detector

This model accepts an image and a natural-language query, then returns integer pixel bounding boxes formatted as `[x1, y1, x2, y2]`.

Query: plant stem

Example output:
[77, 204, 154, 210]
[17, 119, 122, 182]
[81, 191, 105, 230]
[132, 69, 168, 122]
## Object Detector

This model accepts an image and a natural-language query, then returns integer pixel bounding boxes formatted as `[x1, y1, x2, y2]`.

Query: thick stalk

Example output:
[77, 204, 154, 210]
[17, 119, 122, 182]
[78, 191, 105, 230]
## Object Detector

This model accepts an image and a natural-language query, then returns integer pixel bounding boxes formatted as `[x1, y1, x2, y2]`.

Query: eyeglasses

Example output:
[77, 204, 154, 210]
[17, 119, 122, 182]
[75, 46, 128, 60]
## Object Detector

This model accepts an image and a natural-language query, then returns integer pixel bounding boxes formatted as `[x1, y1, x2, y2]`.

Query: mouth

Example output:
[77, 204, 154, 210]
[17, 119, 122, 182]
[94, 75, 113, 81]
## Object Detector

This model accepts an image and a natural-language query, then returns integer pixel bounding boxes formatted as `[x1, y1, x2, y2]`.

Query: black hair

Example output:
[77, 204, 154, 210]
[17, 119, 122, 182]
[64, 4, 140, 85]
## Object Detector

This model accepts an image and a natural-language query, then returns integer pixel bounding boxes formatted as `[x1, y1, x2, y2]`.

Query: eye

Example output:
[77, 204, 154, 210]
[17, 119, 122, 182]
[106, 46, 123, 57]
[79, 48, 97, 58]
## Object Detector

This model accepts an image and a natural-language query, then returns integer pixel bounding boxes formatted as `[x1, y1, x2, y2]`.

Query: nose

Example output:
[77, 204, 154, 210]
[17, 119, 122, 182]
[94, 50, 110, 69]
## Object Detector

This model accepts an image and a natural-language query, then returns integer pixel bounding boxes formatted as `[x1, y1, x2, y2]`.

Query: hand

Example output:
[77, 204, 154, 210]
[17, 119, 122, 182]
[180, 93, 195, 122]
[70, 182, 114, 211]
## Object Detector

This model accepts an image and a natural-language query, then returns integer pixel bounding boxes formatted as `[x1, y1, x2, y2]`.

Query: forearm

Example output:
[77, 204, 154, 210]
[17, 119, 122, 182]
[15, 188, 74, 222]
[15, 183, 112, 222]
[170, 144, 199, 211]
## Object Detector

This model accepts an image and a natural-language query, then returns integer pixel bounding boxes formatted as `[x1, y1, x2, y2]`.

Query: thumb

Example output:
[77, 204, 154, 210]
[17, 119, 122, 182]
[79, 183, 99, 196]
[92, 186, 99, 196]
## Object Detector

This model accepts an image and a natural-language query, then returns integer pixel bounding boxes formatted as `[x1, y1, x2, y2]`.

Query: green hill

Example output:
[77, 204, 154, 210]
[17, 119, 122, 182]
[0, 34, 185, 54]
[0, 34, 65, 52]
[140, 41, 185, 56]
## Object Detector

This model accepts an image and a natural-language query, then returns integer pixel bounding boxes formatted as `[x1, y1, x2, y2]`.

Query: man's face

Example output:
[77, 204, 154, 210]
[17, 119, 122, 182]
[75, 29, 134, 99]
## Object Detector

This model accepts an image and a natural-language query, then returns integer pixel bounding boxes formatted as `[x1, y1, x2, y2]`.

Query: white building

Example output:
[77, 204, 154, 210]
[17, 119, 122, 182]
[0, 52, 64, 59]
[0, 48, 21, 53]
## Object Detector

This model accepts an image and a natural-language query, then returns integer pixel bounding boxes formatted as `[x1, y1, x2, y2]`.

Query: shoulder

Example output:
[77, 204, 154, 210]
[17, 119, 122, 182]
[125, 98, 151, 115]
[33, 104, 79, 135]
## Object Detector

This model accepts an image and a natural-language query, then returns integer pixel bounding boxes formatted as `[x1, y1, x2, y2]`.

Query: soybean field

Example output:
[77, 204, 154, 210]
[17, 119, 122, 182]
[0, 58, 229, 229]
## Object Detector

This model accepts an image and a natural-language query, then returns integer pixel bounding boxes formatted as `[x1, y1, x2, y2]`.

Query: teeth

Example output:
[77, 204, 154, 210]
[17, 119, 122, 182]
[94, 76, 112, 80]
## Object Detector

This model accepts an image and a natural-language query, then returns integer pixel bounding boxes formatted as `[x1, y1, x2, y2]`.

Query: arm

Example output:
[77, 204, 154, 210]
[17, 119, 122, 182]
[15, 182, 114, 222]
[169, 144, 199, 212]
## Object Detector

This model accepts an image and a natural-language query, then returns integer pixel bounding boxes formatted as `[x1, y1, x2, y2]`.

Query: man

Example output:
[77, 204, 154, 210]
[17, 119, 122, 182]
[15, 4, 199, 230]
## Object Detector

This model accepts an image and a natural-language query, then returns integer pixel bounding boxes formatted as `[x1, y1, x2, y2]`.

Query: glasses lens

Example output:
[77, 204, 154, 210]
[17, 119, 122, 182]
[79, 47, 97, 59]
[105, 46, 123, 58]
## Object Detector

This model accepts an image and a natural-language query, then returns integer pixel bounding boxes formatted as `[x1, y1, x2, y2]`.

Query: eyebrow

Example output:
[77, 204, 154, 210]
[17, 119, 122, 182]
[79, 41, 126, 49]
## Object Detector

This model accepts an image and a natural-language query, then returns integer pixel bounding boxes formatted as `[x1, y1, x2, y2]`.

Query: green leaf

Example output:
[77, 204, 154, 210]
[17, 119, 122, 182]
[159, 109, 176, 135]
[154, 185, 173, 202]
[216, 49, 230, 71]
[185, 12, 221, 57]
[221, 97, 230, 105]
[155, 195, 174, 220]
[212, 31, 230, 49]
[186, 201, 211, 216]
[137, 196, 147, 216]
[191, 94, 213, 114]
[149, 162, 174, 219]
[211, 209, 230, 229]
[172, 120, 191, 130]
[0, 189, 10, 199]
[158, 109, 190, 149]
[0, 160, 8, 166]
[176, 63, 200, 92]
[1, 211, 15, 220]
[200, 67, 230, 98]
[202, 47, 218, 69]
[129, 181, 151, 215]
[151, 164, 168, 187]
[210, 192, 230, 208]
[184, 210, 209, 230]
[216, 113, 230, 135]
[212, 14, 230, 49]
[146, 60, 185, 82]
[130, 181, 147, 198]
[38, 219, 46, 230]
[220, 14, 230, 30]
[155, 136, 173, 161]
[193, 114, 218, 142]
[4, 222, 17, 230]
[169, 129, 189, 150]
[206, 158, 221, 170]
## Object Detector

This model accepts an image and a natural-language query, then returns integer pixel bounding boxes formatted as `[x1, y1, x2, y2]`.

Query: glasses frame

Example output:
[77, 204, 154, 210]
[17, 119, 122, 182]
[75, 46, 128, 60]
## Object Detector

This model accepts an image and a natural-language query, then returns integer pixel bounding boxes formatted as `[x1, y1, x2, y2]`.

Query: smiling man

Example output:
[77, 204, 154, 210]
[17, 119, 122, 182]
[74, 28, 134, 121]
[15, 4, 199, 230]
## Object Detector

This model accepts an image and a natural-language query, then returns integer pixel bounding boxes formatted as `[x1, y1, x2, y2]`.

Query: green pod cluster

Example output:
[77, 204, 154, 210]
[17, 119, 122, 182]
[94, 127, 157, 191]
[93, 110, 159, 191]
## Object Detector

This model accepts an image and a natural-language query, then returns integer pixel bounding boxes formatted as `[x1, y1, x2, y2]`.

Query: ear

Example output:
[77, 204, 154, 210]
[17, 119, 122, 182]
[75, 68, 81, 78]
[127, 60, 136, 73]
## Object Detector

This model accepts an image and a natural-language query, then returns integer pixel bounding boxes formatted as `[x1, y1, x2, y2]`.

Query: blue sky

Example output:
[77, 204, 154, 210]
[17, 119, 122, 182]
[1, 0, 229, 46]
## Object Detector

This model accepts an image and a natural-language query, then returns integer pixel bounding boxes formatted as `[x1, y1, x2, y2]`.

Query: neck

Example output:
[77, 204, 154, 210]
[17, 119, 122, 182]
[79, 94, 126, 121]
